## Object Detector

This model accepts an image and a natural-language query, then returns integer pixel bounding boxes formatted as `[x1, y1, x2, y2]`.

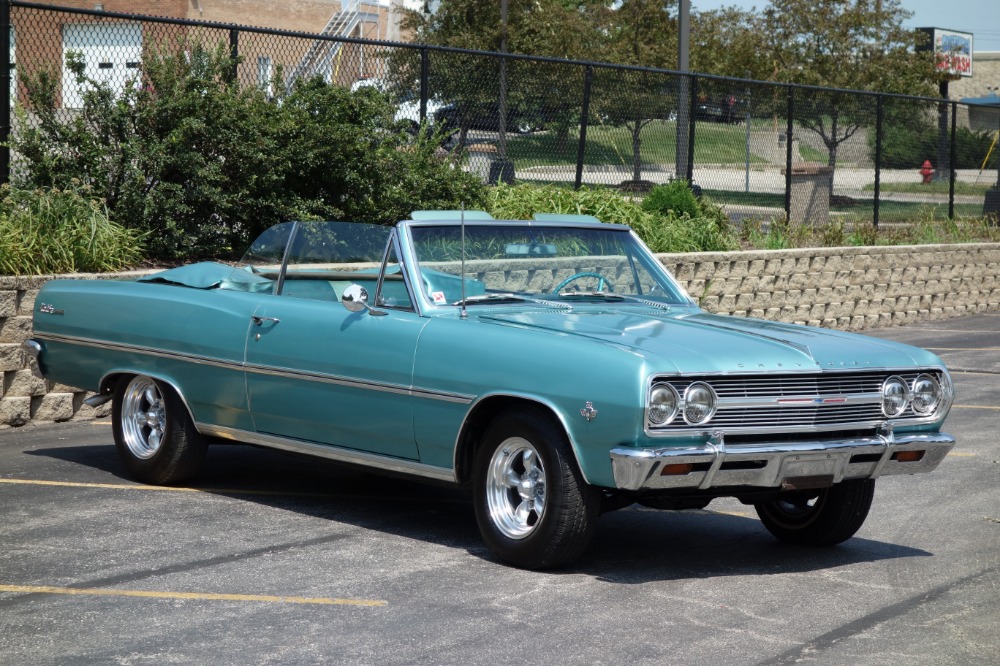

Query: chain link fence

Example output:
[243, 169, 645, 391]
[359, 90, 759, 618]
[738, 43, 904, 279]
[4, 1, 1000, 227]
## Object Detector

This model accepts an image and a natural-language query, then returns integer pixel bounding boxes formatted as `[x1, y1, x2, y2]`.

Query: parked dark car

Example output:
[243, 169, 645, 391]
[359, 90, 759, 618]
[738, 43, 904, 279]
[434, 102, 539, 134]
[696, 94, 743, 124]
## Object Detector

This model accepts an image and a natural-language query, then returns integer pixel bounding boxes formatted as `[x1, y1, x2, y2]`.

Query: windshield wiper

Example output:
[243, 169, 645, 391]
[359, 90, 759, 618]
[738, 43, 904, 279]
[453, 293, 571, 309]
[557, 291, 672, 311]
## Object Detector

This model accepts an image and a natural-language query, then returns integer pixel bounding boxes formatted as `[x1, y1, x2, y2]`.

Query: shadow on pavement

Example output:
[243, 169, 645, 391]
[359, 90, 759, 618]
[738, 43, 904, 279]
[25, 440, 934, 583]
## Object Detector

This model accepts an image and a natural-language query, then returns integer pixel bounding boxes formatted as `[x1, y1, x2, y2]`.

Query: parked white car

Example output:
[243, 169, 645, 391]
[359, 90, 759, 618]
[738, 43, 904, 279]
[350, 77, 446, 133]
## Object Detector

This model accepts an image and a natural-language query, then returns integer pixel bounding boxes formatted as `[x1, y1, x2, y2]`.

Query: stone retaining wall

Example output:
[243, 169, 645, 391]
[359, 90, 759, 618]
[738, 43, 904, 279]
[3, 243, 999, 427]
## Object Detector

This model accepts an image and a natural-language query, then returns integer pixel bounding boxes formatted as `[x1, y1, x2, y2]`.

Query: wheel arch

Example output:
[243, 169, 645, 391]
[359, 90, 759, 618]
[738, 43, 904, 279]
[453, 393, 587, 488]
[98, 370, 199, 430]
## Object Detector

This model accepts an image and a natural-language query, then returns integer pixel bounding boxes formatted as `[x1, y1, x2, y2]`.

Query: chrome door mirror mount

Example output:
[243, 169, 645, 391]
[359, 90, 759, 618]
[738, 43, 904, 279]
[341, 284, 387, 316]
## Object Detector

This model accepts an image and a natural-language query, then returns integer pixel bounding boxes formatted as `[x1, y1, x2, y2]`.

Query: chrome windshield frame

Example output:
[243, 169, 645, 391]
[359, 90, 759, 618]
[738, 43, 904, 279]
[396, 218, 695, 314]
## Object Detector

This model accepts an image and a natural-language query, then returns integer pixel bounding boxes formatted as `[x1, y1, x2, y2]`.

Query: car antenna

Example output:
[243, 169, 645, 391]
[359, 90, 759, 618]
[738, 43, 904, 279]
[460, 204, 468, 319]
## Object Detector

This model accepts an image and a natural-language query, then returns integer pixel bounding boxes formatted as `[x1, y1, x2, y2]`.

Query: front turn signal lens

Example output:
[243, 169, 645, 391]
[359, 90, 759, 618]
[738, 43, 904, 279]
[893, 450, 925, 462]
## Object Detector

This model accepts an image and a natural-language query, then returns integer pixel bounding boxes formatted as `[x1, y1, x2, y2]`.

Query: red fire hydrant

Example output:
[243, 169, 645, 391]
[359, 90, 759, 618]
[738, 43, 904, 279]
[920, 160, 935, 184]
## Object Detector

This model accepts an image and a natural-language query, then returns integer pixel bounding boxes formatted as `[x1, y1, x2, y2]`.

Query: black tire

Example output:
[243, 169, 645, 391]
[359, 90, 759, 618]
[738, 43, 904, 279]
[472, 407, 600, 570]
[112, 374, 207, 485]
[754, 479, 875, 546]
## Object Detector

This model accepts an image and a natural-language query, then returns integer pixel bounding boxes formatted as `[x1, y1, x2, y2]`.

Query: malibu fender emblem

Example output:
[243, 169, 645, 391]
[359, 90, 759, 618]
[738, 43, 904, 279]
[39, 303, 65, 315]
[580, 402, 598, 422]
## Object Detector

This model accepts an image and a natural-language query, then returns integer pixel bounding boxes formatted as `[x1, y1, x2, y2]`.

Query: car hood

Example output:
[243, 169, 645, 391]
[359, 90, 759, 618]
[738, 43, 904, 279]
[478, 308, 931, 374]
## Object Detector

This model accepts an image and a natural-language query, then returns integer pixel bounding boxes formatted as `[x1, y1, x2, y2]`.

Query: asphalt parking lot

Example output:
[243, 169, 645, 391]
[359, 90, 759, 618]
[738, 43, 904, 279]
[1, 314, 998, 665]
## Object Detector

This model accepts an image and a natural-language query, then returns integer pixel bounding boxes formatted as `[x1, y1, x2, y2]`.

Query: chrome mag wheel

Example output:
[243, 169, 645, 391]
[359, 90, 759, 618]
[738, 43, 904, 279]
[486, 437, 547, 540]
[119, 375, 167, 460]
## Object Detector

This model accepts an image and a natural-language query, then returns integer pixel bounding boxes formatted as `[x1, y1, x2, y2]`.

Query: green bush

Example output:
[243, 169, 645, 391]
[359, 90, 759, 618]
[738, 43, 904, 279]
[641, 180, 700, 219]
[485, 183, 737, 253]
[871, 115, 996, 170]
[0, 185, 144, 275]
[12, 40, 485, 263]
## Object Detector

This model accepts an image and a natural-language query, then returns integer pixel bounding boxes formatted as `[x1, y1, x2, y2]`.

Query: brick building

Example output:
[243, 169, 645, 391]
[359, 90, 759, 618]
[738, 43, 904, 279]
[951, 51, 1000, 132]
[9, 1, 422, 107]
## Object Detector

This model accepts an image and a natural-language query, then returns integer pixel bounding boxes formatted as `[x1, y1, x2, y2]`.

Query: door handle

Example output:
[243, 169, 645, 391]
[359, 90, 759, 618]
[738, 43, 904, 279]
[251, 315, 281, 326]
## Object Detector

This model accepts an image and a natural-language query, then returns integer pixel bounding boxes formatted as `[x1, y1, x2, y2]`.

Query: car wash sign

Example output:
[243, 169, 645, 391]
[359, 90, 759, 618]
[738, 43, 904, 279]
[919, 28, 973, 78]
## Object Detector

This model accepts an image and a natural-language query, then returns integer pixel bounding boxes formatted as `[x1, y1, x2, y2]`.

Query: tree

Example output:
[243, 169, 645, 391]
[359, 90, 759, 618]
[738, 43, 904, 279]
[691, 7, 771, 81]
[13, 40, 485, 261]
[591, 0, 679, 184]
[395, 0, 600, 149]
[760, 0, 937, 172]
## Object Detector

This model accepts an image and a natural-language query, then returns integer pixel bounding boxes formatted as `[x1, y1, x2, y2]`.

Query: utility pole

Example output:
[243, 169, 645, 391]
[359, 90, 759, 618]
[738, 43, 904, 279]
[675, 0, 690, 184]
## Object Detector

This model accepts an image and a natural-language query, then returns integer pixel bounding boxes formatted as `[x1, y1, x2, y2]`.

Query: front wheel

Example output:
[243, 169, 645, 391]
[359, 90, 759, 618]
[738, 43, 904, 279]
[472, 407, 600, 569]
[754, 479, 875, 546]
[112, 375, 207, 485]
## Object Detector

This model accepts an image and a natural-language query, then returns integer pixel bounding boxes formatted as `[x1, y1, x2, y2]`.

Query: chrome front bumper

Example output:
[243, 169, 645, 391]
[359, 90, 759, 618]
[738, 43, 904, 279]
[609, 427, 956, 492]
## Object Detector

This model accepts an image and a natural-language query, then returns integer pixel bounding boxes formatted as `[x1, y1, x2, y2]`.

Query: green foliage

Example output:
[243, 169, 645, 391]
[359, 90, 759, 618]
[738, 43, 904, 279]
[642, 180, 700, 219]
[485, 182, 738, 253]
[0, 185, 143, 275]
[736, 212, 1000, 251]
[872, 116, 997, 170]
[12, 40, 485, 263]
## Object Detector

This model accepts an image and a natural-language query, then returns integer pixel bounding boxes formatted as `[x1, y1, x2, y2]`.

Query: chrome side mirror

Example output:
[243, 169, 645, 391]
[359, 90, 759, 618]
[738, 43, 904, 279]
[341, 284, 387, 316]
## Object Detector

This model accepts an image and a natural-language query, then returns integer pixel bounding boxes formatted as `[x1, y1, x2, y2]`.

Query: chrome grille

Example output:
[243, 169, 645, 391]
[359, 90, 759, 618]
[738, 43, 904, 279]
[650, 370, 943, 435]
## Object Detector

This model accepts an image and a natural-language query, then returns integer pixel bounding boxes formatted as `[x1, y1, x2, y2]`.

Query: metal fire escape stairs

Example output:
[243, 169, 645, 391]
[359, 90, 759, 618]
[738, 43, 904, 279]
[287, 0, 380, 90]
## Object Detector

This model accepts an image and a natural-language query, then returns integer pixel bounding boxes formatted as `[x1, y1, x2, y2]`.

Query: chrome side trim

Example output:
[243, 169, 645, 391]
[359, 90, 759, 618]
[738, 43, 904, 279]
[198, 423, 458, 484]
[242, 363, 473, 404]
[36, 333, 239, 372]
[33, 333, 475, 405]
[610, 431, 956, 491]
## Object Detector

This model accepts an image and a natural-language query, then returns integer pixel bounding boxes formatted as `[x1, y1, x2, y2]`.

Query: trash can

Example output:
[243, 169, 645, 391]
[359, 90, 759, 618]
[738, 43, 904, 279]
[466, 143, 497, 183]
[781, 162, 833, 225]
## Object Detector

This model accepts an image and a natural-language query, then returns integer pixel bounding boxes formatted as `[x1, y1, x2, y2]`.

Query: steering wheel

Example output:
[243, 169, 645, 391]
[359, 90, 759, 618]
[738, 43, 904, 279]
[552, 272, 613, 293]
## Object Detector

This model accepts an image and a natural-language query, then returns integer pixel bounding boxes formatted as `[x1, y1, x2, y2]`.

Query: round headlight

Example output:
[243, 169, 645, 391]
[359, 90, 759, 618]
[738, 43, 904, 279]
[648, 383, 680, 426]
[881, 376, 910, 418]
[683, 382, 717, 425]
[911, 374, 942, 415]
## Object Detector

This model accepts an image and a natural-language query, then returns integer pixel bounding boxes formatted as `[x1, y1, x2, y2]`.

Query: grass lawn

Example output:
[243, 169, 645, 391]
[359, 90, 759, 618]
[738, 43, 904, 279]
[702, 189, 984, 222]
[508, 120, 767, 170]
[862, 180, 997, 196]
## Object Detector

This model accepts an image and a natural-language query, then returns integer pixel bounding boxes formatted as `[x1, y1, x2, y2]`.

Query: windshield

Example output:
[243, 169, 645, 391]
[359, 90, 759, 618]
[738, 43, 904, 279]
[221, 221, 394, 300]
[407, 223, 690, 307]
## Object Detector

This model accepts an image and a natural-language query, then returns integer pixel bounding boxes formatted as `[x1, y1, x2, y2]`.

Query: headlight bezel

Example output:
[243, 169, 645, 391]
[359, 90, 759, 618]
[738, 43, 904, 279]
[911, 373, 943, 416]
[682, 381, 718, 425]
[881, 375, 911, 418]
[647, 382, 681, 426]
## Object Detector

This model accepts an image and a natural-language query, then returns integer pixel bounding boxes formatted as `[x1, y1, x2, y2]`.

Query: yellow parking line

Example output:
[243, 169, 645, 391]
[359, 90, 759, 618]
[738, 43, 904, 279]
[0, 584, 385, 607]
[0, 479, 200, 493]
[0, 478, 463, 503]
[948, 451, 977, 457]
[951, 404, 1000, 410]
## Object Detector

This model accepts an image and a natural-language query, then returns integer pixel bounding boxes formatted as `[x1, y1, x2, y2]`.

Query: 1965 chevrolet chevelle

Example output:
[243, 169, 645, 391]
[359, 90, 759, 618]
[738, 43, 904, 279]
[25, 212, 955, 569]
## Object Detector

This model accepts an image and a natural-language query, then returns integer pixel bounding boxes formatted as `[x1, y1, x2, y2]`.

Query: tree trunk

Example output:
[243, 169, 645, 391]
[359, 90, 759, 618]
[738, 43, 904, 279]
[631, 118, 643, 182]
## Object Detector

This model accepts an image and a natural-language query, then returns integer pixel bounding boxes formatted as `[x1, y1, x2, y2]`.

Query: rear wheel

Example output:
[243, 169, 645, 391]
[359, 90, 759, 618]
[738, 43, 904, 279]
[472, 407, 600, 569]
[754, 479, 875, 546]
[112, 375, 206, 485]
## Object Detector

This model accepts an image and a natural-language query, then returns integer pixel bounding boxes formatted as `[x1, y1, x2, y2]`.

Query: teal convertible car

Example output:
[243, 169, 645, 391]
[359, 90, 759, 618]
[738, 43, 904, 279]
[25, 213, 956, 569]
